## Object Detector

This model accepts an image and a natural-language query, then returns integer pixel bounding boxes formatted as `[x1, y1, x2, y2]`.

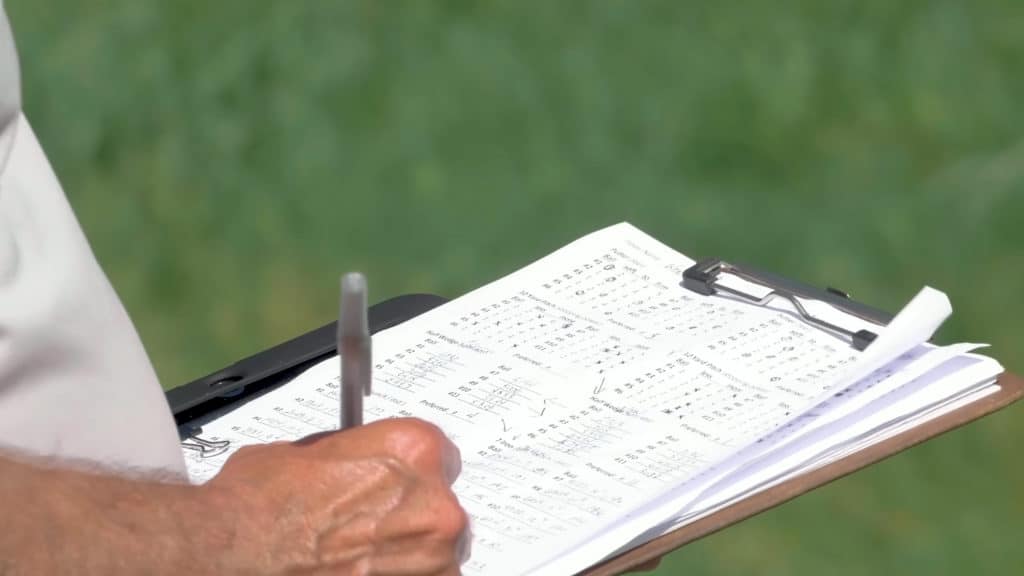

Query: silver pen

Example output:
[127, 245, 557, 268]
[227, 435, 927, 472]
[339, 272, 372, 429]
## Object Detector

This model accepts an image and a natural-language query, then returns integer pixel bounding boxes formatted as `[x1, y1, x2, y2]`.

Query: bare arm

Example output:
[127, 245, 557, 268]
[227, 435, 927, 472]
[0, 418, 468, 576]
[0, 453, 218, 575]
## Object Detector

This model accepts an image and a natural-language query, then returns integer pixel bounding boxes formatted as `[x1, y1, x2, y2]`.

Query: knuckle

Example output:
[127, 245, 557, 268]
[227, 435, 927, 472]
[434, 491, 470, 539]
[387, 417, 450, 457]
[391, 417, 447, 443]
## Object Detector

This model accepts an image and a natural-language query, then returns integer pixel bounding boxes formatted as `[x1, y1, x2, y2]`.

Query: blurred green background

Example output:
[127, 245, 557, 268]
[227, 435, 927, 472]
[9, 0, 1024, 573]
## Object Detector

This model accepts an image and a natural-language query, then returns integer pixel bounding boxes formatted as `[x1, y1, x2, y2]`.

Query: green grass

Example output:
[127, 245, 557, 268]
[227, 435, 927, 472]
[9, 0, 1024, 573]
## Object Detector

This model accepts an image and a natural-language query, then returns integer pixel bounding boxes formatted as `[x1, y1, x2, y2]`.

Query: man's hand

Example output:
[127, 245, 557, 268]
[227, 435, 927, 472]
[0, 417, 467, 576]
[204, 418, 470, 575]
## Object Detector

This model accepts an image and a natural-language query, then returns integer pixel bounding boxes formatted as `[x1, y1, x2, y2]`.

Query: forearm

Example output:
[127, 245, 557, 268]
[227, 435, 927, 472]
[0, 453, 230, 576]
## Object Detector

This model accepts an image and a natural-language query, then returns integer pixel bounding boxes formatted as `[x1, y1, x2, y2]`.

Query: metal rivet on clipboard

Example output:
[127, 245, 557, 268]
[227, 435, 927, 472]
[681, 259, 883, 351]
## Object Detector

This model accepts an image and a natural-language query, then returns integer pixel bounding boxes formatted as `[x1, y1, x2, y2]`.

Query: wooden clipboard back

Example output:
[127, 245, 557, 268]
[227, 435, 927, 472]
[582, 372, 1024, 576]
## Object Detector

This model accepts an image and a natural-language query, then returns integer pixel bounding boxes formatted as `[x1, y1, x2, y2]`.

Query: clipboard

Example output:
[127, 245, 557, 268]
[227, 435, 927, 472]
[166, 267, 1023, 576]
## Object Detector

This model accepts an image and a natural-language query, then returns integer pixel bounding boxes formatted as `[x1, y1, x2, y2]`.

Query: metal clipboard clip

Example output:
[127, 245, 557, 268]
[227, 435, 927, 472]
[682, 259, 891, 351]
[181, 427, 231, 458]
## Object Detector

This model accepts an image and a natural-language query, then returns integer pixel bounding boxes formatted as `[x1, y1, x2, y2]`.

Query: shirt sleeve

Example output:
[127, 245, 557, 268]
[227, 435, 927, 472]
[0, 6, 186, 477]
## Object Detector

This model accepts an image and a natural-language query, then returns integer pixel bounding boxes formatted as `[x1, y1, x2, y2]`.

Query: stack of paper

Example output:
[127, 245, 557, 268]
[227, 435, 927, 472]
[181, 223, 1003, 576]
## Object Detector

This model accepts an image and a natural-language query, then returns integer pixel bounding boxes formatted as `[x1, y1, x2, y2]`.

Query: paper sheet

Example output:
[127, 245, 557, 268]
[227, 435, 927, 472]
[181, 223, 954, 575]
[532, 284, 954, 575]
[643, 352, 1002, 542]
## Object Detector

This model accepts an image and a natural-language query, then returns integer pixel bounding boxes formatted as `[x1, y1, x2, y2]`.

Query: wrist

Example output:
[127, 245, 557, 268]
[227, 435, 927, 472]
[46, 463, 229, 575]
[190, 481, 250, 575]
[64, 468, 206, 575]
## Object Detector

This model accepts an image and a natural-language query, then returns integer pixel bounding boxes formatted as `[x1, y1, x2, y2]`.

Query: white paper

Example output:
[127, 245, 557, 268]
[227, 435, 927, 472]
[633, 365, 1001, 548]
[180, 223, 962, 575]
[657, 352, 1003, 537]
[532, 284, 954, 575]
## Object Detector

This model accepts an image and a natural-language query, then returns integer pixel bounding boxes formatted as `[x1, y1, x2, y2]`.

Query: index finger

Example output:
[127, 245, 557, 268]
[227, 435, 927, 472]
[315, 418, 462, 485]
[381, 418, 463, 485]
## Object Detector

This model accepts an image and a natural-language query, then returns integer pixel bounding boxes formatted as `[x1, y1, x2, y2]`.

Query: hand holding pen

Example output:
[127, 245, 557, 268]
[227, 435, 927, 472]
[202, 272, 471, 573]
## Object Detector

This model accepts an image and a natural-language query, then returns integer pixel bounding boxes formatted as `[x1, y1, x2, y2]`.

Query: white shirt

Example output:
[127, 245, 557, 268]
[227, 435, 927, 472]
[0, 4, 185, 476]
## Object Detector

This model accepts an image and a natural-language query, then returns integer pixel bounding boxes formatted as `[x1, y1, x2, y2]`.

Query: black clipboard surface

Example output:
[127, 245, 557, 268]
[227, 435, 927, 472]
[169, 293, 449, 432]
